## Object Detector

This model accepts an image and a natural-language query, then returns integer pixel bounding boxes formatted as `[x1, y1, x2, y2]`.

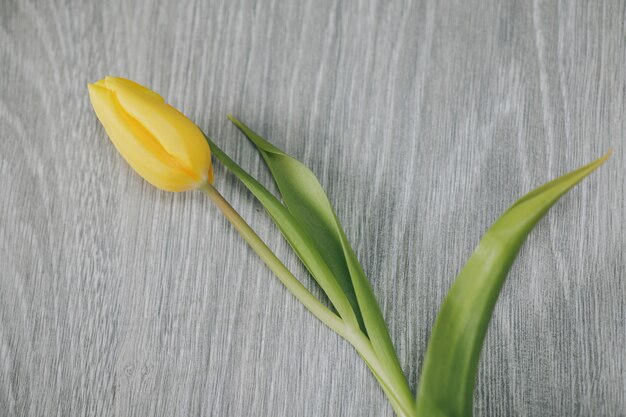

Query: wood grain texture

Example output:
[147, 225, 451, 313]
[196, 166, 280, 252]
[1, 0, 624, 416]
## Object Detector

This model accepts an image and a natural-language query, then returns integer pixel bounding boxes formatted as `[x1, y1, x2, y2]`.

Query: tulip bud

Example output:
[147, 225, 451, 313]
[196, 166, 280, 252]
[87, 77, 213, 191]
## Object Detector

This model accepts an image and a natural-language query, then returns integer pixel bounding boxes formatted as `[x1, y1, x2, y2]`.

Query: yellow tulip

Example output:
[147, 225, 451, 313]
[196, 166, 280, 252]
[87, 77, 213, 191]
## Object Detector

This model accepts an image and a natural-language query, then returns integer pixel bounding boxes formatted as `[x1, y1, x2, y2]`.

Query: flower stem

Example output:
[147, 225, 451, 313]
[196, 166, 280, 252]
[346, 329, 416, 417]
[200, 183, 345, 333]
[201, 182, 415, 416]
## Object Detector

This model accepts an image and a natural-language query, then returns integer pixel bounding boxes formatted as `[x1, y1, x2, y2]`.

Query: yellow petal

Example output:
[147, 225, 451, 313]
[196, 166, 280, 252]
[102, 77, 212, 184]
[88, 83, 200, 191]
[103, 77, 165, 103]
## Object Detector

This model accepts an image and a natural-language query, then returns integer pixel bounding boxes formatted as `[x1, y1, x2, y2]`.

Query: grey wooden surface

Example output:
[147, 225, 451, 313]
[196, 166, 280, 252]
[1, 0, 624, 416]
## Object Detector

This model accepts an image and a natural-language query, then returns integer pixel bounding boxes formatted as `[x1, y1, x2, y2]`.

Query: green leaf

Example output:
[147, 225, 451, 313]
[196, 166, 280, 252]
[207, 130, 415, 415]
[414, 151, 611, 417]
[226, 116, 413, 405]
[205, 135, 360, 329]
